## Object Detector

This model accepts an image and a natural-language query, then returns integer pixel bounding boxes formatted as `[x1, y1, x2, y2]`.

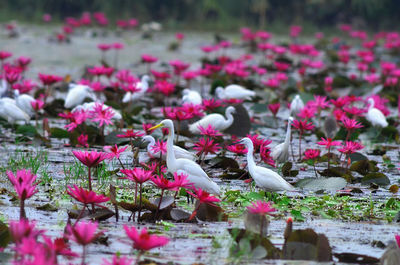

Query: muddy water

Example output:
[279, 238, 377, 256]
[0, 26, 399, 264]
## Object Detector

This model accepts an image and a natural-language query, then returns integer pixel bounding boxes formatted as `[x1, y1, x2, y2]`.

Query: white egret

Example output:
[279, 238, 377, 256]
[366, 98, 388, 127]
[271, 117, 294, 164]
[290, 95, 304, 116]
[122, 75, 150, 103]
[240, 137, 294, 192]
[150, 119, 221, 195]
[182, 89, 202, 105]
[142, 135, 197, 161]
[0, 79, 7, 97]
[0, 98, 30, 123]
[216, 85, 255, 100]
[72, 102, 122, 120]
[64, 84, 95, 109]
[189, 106, 236, 134]
[14, 90, 35, 117]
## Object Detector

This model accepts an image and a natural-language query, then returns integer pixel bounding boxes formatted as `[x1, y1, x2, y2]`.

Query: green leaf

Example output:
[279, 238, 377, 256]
[291, 209, 305, 222]
[16, 125, 37, 137]
[0, 221, 11, 248]
[50, 127, 70, 138]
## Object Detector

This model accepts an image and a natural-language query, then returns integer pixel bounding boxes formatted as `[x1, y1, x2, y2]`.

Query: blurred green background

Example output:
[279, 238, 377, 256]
[1, 0, 399, 31]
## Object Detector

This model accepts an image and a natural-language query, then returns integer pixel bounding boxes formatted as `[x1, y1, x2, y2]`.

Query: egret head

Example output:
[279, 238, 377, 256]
[141, 75, 150, 83]
[367, 97, 375, 106]
[149, 119, 174, 131]
[294, 95, 300, 100]
[182, 89, 190, 96]
[288, 116, 294, 123]
[238, 137, 253, 149]
[142, 135, 154, 143]
[215, 87, 224, 98]
[226, 106, 236, 114]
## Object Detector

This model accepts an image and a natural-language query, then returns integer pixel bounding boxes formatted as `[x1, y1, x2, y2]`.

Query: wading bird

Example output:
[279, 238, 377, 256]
[290, 95, 304, 116]
[240, 137, 294, 192]
[14, 90, 35, 117]
[216, 84, 255, 100]
[150, 119, 221, 195]
[271, 117, 294, 164]
[182, 89, 202, 105]
[189, 106, 235, 134]
[142, 135, 197, 161]
[64, 84, 95, 109]
[366, 98, 388, 127]
[0, 98, 30, 123]
[122, 75, 150, 103]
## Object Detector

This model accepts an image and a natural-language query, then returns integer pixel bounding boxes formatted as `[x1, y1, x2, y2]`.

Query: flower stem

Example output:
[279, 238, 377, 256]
[138, 183, 143, 221]
[298, 132, 302, 161]
[19, 199, 26, 220]
[81, 245, 86, 265]
[327, 146, 331, 169]
[135, 251, 143, 265]
[88, 167, 95, 212]
[155, 189, 164, 219]
[260, 215, 265, 238]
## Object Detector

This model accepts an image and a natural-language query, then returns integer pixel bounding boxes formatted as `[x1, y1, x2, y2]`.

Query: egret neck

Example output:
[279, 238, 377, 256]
[245, 141, 256, 176]
[283, 120, 292, 148]
[165, 125, 177, 171]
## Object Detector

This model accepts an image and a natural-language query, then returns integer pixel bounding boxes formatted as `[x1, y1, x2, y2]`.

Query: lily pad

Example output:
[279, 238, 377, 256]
[228, 228, 281, 259]
[86, 208, 115, 221]
[244, 211, 269, 236]
[334, 252, 380, 264]
[196, 202, 228, 222]
[283, 228, 332, 261]
[49, 127, 70, 139]
[36, 203, 58, 212]
[296, 177, 347, 191]
[211, 156, 239, 169]
[170, 208, 192, 222]
[16, 125, 37, 137]
[361, 172, 390, 186]
[350, 159, 378, 175]
[151, 196, 174, 210]
[0, 221, 11, 248]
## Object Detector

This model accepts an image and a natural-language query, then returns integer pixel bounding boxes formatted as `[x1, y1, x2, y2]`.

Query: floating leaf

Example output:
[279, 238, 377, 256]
[244, 211, 269, 236]
[0, 221, 11, 248]
[334, 252, 380, 264]
[49, 128, 69, 139]
[196, 202, 228, 222]
[349, 152, 368, 162]
[319, 167, 353, 182]
[170, 208, 192, 222]
[361, 172, 390, 186]
[282, 162, 293, 177]
[211, 156, 239, 170]
[16, 125, 37, 137]
[151, 196, 174, 210]
[296, 177, 347, 191]
[86, 208, 114, 221]
[283, 228, 332, 261]
[36, 203, 57, 212]
[228, 228, 281, 259]
[350, 160, 378, 175]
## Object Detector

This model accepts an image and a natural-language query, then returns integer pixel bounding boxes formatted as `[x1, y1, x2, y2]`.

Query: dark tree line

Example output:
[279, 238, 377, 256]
[0, 0, 399, 31]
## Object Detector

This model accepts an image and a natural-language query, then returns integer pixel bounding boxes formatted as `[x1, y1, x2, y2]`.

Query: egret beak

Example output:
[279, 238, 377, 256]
[149, 123, 163, 131]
